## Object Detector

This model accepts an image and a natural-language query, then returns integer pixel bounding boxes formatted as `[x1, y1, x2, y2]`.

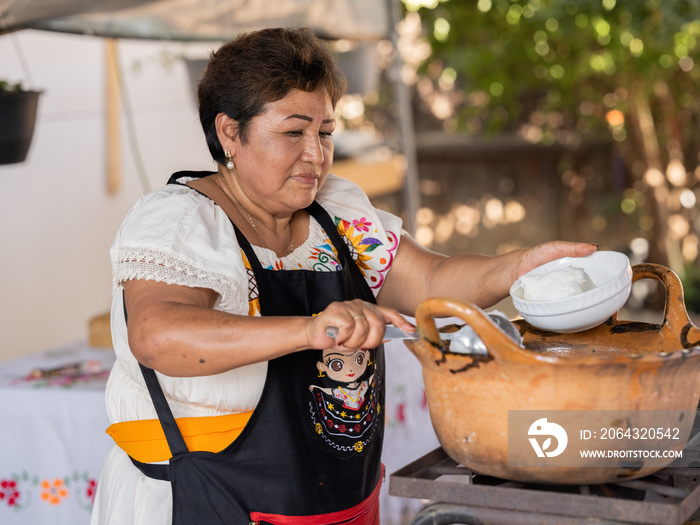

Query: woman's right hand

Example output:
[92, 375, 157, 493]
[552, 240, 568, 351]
[307, 299, 415, 350]
[123, 280, 412, 377]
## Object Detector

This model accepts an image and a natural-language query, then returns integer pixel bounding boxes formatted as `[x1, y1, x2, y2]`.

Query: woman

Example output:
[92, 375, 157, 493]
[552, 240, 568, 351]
[91, 27, 596, 524]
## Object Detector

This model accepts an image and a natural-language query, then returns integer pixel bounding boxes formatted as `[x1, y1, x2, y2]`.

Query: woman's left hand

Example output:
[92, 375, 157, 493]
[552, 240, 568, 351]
[513, 241, 598, 280]
[378, 235, 599, 314]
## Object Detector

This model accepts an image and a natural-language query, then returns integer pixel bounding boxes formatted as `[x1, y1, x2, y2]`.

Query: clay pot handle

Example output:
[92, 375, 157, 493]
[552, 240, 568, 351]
[620, 263, 700, 347]
[415, 297, 541, 364]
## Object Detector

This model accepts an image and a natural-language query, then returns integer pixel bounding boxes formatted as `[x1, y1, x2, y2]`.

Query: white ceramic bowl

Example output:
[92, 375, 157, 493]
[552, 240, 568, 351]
[509, 251, 633, 333]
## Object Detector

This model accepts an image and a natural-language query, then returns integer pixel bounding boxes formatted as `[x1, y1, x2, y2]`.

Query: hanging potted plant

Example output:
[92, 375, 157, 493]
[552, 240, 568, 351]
[0, 80, 42, 165]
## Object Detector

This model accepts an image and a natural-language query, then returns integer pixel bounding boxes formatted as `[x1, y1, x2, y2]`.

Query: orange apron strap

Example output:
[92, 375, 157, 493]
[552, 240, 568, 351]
[107, 412, 253, 463]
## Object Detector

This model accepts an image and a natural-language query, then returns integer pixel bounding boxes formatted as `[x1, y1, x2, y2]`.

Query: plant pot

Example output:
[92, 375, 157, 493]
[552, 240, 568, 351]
[0, 91, 41, 165]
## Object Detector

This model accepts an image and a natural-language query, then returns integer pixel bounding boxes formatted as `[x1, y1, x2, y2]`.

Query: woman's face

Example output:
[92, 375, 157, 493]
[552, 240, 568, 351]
[229, 88, 335, 215]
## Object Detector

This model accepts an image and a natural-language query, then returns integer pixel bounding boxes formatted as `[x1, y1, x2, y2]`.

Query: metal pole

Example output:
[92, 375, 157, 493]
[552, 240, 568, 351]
[385, 0, 421, 235]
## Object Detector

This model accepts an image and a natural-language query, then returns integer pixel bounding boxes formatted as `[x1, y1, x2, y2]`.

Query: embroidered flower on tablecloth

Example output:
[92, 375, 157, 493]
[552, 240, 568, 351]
[396, 402, 407, 424]
[0, 471, 96, 513]
[12, 368, 110, 389]
[0, 479, 20, 507]
[41, 478, 68, 505]
[85, 479, 97, 505]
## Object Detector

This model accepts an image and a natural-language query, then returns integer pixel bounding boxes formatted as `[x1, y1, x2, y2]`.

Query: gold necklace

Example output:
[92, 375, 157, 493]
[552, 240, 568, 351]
[219, 172, 295, 256]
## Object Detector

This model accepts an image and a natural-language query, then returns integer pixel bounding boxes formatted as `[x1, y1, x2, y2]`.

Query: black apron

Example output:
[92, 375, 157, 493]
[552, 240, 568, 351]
[128, 173, 385, 524]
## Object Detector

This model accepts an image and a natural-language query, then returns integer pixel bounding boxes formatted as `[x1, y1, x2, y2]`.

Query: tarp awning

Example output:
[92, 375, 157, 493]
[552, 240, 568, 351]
[0, 0, 390, 41]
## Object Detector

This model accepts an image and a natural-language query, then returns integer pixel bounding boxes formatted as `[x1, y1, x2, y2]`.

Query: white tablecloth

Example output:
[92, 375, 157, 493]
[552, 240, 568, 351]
[0, 336, 441, 525]
[0, 341, 115, 525]
[380, 338, 440, 524]
[379, 318, 470, 524]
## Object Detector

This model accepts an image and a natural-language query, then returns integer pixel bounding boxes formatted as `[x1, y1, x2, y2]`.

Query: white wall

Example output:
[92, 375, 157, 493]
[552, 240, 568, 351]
[0, 30, 216, 362]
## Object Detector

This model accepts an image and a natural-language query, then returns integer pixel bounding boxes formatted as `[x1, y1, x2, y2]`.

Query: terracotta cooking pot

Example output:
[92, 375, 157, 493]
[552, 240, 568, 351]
[406, 263, 700, 484]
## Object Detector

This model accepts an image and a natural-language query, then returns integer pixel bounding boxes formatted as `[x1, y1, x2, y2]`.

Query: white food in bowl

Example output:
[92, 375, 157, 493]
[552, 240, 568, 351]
[519, 266, 596, 301]
[509, 251, 633, 333]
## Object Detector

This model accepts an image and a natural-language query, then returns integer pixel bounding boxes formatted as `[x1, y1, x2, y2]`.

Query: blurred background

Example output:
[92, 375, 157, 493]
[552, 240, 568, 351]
[1, 1, 699, 523]
[361, 0, 700, 322]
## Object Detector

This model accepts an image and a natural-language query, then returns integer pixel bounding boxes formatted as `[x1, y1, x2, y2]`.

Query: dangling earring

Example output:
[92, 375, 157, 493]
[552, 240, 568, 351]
[317, 370, 326, 378]
[225, 149, 234, 170]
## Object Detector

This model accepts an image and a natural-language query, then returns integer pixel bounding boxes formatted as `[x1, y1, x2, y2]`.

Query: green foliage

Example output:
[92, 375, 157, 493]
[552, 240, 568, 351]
[409, 0, 700, 139]
[0, 80, 25, 94]
[400, 0, 700, 277]
[682, 262, 700, 314]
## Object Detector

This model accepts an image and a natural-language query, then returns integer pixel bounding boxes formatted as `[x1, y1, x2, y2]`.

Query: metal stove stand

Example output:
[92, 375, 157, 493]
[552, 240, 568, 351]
[389, 447, 700, 525]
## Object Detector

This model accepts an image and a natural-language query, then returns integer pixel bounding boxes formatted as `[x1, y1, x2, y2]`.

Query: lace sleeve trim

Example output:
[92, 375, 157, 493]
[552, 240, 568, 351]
[112, 246, 248, 315]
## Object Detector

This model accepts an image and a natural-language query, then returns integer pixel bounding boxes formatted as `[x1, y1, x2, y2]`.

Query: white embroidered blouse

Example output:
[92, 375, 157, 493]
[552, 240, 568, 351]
[105, 173, 403, 424]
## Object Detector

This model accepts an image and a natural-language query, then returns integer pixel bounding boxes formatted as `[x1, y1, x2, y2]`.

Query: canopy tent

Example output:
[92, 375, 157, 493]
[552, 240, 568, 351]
[0, 0, 420, 232]
[0, 0, 389, 41]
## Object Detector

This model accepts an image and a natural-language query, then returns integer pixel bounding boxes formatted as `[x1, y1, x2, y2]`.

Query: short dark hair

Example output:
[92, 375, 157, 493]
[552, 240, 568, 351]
[198, 27, 347, 165]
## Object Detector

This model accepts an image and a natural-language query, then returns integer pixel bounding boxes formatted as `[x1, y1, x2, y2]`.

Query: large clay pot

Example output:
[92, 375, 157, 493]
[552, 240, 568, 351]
[406, 263, 700, 484]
